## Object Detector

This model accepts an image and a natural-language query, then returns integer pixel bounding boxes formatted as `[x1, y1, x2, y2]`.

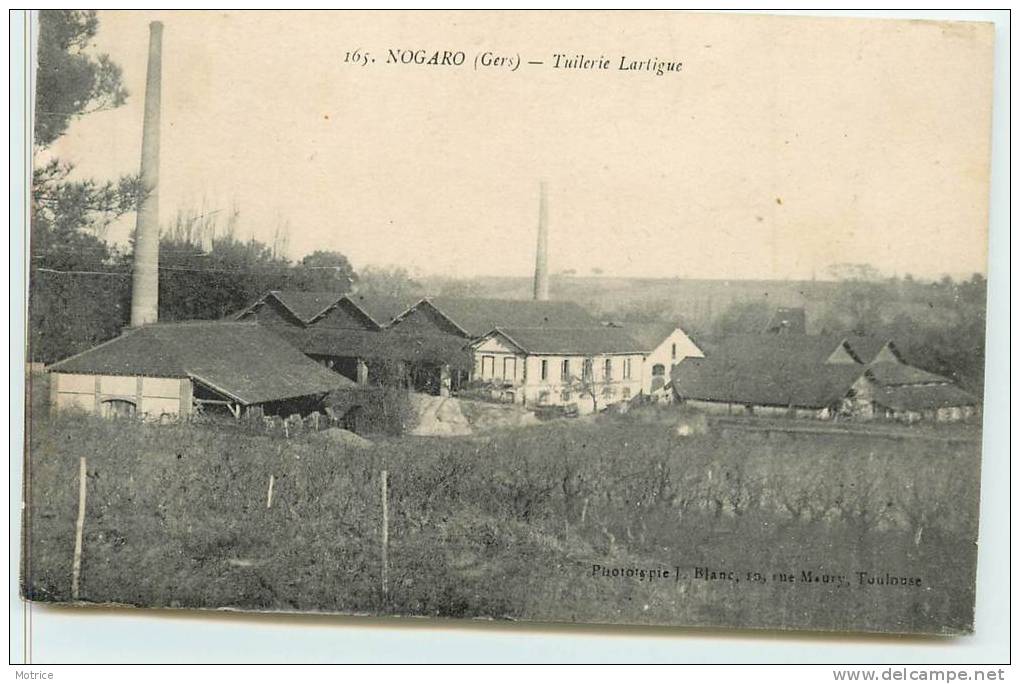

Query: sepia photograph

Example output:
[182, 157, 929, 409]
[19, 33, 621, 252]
[19, 9, 998, 646]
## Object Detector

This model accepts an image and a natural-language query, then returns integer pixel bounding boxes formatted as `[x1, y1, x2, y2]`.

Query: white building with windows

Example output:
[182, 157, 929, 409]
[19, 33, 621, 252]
[469, 327, 646, 413]
[622, 322, 705, 398]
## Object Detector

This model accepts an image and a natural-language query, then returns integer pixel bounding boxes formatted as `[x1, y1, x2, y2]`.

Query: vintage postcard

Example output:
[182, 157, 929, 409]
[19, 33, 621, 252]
[22, 10, 994, 637]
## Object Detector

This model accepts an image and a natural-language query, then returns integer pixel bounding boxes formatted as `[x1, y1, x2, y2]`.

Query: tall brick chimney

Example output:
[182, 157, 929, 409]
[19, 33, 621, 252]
[532, 181, 549, 301]
[130, 21, 163, 327]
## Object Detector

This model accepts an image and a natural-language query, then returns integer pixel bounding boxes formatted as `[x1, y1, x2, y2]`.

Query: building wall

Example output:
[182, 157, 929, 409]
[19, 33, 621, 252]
[50, 372, 192, 420]
[846, 375, 877, 419]
[472, 336, 526, 401]
[390, 304, 464, 337]
[470, 336, 643, 412]
[683, 398, 829, 419]
[825, 344, 860, 364]
[877, 401, 977, 423]
[311, 302, 375, 330]
[238, 298, 303, 328]
[873, 345, 902, 364]
[641, 328, 704, 395]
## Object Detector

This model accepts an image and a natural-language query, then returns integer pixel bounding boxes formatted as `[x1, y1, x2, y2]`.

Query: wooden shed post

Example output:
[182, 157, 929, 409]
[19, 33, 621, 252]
[71, 457, 88, 601]
[380, 469, 389, 602]
[179, 379, 193, 419]
[48, 372, 59, 415]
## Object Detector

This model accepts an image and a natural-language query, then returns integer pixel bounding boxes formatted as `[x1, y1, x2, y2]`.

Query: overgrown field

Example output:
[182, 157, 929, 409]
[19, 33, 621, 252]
[22, 405, 981, 635]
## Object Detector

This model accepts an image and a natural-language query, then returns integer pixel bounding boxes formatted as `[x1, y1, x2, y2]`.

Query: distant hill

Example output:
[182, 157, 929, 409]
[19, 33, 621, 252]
[416, 273, 987, 392]
[419, 275, 843, 331]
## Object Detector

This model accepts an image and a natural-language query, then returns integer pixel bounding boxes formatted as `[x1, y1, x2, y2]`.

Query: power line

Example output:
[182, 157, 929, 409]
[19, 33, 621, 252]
[35, 267, 129, 277]
[34, 264, 355, 277]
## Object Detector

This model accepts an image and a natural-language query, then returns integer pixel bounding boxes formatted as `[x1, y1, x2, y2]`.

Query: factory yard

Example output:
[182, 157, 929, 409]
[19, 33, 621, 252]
[22, 379, 980, 635]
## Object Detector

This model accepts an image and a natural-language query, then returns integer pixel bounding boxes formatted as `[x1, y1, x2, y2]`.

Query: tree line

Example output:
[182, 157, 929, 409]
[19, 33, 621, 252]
[29, 11, 989, 394]
[702, 267, 987, 392]
[28, 11, 400, 363]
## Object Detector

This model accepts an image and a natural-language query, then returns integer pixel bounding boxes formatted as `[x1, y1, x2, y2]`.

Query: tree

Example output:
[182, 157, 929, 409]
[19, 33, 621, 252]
[29, 11, 140, 362]
[818, 263, 886, 335]
[291, 250, 357, 293]
[34, 10, 128, 146]
[566, 357, 616, 414]
[712, 299, 771, 336]
[156, 207, 353, 321]
[355, 266, 424, 300]
[602, 298, 674, 324]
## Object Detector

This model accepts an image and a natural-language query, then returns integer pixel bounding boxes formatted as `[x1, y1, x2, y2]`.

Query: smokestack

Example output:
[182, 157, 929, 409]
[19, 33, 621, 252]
[532, 181, 549, 301]
[130, 21, 164, 328]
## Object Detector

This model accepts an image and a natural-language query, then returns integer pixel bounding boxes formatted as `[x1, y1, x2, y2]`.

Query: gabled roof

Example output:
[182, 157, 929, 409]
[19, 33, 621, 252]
[478, 327, 646, 355]
[671, 356, 864, 409]
[48, 322, 351, 405]
[343, 293, 423, 327]
[235, 290, 346, 324]
[623, 322, 693, 353]
[278, 326, 474, 371]
[418, 297, 603, 337]
[844, 335, 904, 364]
[272, 291, 345, 322]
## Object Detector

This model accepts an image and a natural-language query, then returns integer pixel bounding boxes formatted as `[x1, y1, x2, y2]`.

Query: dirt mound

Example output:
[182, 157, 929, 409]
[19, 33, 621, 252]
[409, 395, 473, 436]
[457, 398, 540, 432]
[312, 427, 374, 449]
[408, 394, 542, 435]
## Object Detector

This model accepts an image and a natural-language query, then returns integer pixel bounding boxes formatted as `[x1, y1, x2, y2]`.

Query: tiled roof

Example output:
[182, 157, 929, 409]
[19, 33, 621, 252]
[872, 383, 978, 411]
[271, 291, 345, 322]
[671, 355, 864, 409]
[699, 334, 862, 365]
[423, 297, 602, 337]
[622, 322, 685, 353]
[867, 361, 950, 386]
[234, 290, 346, 324]
[343, 293, 423, 327]
[279, 326, 474, 370]
[48, 322, 351, 404]
[844, 335, 902, 364]
[487, 327, 646, 355]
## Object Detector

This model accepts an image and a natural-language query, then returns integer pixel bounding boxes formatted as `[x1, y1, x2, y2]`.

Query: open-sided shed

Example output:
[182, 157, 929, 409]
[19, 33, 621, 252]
[46, 321, 352, 420]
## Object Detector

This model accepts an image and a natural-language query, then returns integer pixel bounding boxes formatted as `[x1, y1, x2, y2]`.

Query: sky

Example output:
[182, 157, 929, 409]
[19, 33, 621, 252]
[43, 10, 995, 280]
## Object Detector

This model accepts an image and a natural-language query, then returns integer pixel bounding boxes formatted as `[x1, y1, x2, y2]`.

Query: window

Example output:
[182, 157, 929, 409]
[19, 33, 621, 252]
[481, 355, 494, 379]
[540, 359, 548, 381]
[561, 359, 570, 381]
[503, 356, 517, 381]
[604, 359, 612, 380]
[561, 390, 572, 402]
[623, 358, 632, 379]
[622, 388, 631, 399]
[671, 343, 677, 360]
[602, 386, 615, 398]
[582, 358, 594, 381]
[652, 363, 666, 377]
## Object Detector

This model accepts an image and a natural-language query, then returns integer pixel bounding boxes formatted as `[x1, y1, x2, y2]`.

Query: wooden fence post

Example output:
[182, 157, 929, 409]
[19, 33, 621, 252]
[381, 469, 389, 602]
[266, 474, 275, 509]
[71, 457, 87, 601]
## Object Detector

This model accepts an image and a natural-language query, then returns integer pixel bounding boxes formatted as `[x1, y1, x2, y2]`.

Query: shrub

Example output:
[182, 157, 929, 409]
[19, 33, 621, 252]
[324, 386, 418, 436]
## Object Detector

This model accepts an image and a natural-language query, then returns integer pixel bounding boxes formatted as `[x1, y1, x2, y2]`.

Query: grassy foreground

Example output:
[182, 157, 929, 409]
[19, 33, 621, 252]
[22, 402, 980, 635]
